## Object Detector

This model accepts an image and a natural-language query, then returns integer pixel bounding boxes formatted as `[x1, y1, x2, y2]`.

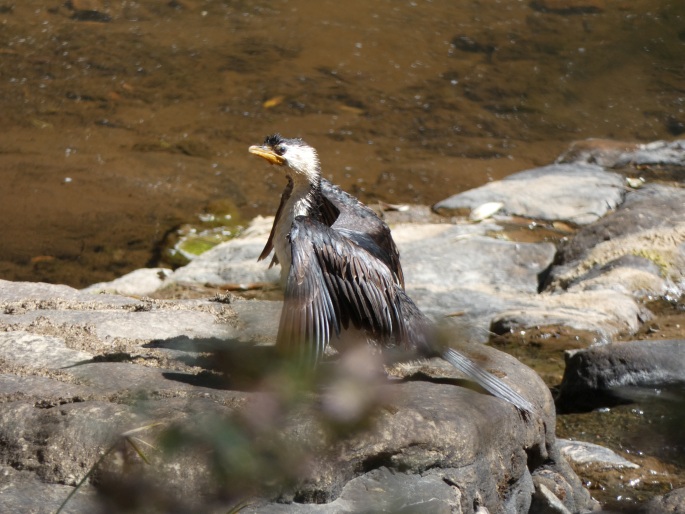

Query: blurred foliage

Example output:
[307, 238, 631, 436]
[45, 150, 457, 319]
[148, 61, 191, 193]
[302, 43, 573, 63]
[75, 346, 392, 512]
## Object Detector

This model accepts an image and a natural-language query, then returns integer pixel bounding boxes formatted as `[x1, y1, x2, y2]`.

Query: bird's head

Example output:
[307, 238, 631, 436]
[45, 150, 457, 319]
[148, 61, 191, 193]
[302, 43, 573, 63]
[249, 134, 320, 185]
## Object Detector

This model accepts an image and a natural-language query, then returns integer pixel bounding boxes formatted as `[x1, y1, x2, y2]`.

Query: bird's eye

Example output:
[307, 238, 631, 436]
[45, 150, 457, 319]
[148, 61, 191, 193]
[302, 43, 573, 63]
[274, 145, 286, 156]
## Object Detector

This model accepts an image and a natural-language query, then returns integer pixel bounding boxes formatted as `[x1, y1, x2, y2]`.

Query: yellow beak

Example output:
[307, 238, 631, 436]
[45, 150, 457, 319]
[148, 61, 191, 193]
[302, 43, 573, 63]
[248, 145, 285, 165]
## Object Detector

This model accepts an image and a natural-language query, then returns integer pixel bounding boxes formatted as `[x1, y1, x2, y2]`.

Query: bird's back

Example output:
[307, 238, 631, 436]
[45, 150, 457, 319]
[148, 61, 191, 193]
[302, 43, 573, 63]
[320, 179, 404, 288]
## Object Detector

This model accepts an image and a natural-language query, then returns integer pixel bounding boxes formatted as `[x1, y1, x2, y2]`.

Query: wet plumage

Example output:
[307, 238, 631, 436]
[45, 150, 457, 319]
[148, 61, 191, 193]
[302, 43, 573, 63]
[249, 134, 533, 415]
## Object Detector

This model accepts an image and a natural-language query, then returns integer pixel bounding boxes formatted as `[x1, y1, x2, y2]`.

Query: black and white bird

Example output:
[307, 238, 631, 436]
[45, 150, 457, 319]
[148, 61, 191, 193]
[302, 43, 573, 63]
[248, 134, 534, 415]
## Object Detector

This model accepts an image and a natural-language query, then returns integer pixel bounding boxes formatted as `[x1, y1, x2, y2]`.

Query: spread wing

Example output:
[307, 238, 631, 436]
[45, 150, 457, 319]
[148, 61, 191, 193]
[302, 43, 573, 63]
[321, 179, 405, 288]
[277, 216, 406, 367]
[259, 180, 293, 266]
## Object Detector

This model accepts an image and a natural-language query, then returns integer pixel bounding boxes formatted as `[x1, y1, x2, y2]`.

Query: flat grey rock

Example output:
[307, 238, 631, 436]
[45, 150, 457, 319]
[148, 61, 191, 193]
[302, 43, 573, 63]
[433, 163, 625, 225]
[0, 466, 100, 514]
[0, 331, 92, 369]
[557, 439, 639, 469]
[400, 228, 556, 295]
[0, 374, 91, 401]
[398, 225, 556, 342]
[0, 279, 137, 307]
[0, 400, 140, 485]
[83, 267, 172, 297]
[490, 289, 644, 343]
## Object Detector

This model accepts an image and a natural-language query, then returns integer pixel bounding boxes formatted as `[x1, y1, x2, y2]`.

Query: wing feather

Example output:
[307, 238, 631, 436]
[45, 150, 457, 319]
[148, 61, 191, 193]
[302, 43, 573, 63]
[277, 217, 405, 367]
[259, 181, 293, 264]
[321, 179, 405, 288]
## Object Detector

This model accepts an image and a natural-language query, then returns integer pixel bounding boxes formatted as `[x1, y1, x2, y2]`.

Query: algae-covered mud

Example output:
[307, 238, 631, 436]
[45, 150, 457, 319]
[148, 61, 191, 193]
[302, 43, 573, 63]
[1, 0, 684, 286]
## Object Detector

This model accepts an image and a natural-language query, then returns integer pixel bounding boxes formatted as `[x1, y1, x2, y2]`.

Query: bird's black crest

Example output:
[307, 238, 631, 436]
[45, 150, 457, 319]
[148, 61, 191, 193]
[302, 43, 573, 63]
[263, 133, 306, 148]
[264, 134, 284, 147]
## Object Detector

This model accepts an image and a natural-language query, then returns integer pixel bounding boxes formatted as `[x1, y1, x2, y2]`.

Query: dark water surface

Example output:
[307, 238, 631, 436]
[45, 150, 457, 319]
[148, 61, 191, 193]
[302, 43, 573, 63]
[0, 0, 683, 286]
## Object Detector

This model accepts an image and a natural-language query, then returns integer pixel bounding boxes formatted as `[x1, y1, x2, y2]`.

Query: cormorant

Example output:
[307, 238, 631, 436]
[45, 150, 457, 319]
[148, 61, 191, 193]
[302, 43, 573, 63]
[248, 134, 534, 415]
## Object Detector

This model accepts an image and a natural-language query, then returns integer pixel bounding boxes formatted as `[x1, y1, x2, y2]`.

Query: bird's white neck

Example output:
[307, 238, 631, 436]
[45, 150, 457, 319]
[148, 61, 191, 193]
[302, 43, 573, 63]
[274, 179, 319, 284]
[288, 180, 317, 218]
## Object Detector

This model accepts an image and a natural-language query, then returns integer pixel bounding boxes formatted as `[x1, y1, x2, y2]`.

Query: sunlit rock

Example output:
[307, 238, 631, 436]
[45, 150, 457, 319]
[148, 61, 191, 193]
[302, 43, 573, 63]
[433, 163, 625, 226]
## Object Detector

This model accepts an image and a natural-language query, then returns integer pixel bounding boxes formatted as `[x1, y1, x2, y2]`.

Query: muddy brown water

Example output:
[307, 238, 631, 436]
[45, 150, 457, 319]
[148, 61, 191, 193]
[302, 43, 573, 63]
[1, 1, 685, 510]
[1, 0, 684, 286]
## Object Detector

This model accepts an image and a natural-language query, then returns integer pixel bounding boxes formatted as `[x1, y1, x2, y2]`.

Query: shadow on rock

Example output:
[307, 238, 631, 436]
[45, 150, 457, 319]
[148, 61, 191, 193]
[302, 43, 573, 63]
[146, 335, 282, 390]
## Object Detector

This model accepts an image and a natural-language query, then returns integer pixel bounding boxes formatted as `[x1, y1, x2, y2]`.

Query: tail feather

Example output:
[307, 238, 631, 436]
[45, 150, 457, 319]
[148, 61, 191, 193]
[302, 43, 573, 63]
[442, 347, 535, 416]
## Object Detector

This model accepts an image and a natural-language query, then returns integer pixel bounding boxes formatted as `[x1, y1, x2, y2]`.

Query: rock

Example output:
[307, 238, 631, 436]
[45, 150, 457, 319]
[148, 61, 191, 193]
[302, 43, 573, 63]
[156, 218, 563, 344]
[628, 139, 685, 167]
[0, 331, 92, 369]
[242, 378, 545, 512]
[0, 466, 100, 514]
[556, 339, 685, 411]
[0, 374, 90, 402]
[492, 283, 645, 334]
[640, 487, 685, 514]
[530, 483, 572, 514]
[242, 467, 461, 513]
[397, 221, 640, 343]
[66, 0, 112, 22]
[0, 400, 140, 485]
[490, 290, 643, 343]
[80, 179, 669, 350]
[397, 223, 557, 342]
[433, 163, 625, 226]
[559, 138, 685, 169]
[1, 279, 137, 307]
[0, 279, 593, 513]
[83, 268, 172, 297]
[85, 172, 685, 350]
[400, 226, 556, 295]
[545, 184, 685, 296]
[164, 216, 280, 288]
[520, 182, 685, 346]
[0, 279, 240, 346]
[530, 452, 596, 514]
[14, 139, 685, 511]
[558, 254, 668, 297]
[557, 439, 639, 469]
[529, 0, 604, 15]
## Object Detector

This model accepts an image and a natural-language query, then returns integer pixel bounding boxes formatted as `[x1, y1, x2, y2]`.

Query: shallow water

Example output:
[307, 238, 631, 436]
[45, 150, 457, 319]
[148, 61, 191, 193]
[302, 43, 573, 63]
[0, 0, 683, 286]
[493, 295, 685, 510]
[557, 384, 685, 509]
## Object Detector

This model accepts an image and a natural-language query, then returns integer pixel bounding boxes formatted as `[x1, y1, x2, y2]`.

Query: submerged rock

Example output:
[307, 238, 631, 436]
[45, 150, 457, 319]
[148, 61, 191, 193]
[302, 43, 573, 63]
[163, 216, 280, 287]
[558, 138, 685, 170]
[557, 439, 639, 469]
